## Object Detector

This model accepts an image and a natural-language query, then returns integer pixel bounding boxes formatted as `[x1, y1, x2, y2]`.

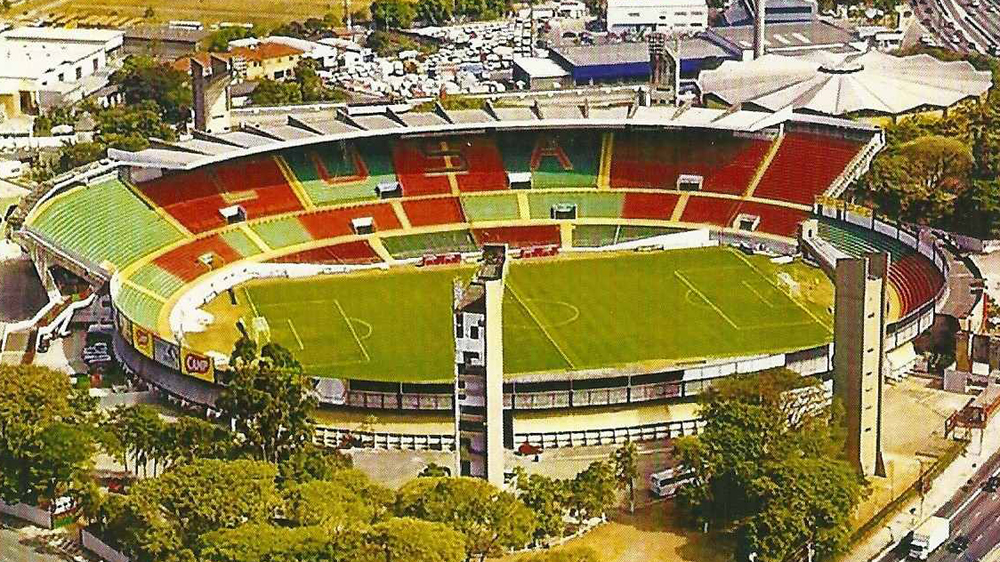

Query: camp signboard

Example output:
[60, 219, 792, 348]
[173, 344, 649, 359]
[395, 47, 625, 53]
[181, 348, 214, 383]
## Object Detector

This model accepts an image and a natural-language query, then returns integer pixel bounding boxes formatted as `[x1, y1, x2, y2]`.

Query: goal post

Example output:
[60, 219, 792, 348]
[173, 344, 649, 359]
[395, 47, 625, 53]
[250, 316, 271, 345]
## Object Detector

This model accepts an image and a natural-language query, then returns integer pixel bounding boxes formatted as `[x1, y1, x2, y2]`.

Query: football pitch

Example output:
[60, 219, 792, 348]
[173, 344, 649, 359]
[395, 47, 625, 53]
[191, 247, 834, 382]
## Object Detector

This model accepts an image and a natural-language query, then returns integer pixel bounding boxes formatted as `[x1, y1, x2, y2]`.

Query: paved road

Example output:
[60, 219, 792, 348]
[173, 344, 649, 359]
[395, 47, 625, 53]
[879, 449, 1000, 561]
[911, 0, 1000, 54]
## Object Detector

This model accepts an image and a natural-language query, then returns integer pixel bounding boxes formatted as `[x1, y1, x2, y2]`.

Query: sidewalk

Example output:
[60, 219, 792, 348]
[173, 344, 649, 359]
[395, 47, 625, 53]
[849, 415, 1000, 561]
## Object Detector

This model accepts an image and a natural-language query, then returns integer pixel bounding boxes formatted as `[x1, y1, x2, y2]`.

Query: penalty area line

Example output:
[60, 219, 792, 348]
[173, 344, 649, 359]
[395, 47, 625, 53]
[674, 271, 740, 330]
[334, 299, 371, 363]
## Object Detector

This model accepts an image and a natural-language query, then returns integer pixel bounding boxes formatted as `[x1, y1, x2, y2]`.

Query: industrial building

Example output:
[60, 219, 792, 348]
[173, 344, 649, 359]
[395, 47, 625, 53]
[721, 0, 816, 26]
[606, 0, 709, 34]
[546, 38, 732, 86]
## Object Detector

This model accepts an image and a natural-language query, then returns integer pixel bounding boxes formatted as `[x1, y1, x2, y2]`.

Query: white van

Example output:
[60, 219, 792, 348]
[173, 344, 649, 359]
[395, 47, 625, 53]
[649, 467, 695, 498]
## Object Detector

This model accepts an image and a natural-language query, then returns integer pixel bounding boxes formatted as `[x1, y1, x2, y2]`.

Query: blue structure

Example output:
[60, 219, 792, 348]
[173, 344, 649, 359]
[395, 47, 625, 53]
[722, 0, 816, 26]
[549, 39, 736, 86]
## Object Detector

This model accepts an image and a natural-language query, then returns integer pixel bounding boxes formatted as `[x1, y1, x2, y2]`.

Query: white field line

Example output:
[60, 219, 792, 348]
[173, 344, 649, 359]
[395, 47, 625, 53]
[334, 299, 371, 363]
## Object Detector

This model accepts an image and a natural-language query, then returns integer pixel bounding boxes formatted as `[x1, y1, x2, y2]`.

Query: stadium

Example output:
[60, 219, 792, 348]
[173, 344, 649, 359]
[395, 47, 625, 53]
[8, 101, 955, 449]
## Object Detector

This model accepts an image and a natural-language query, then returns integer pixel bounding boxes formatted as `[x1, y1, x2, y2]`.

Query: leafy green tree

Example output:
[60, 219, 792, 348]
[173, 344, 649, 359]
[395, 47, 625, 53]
[0, 365, 97, 506]
[395, 476, 536, 560]
[284, 470, 392, 528]
[57, 141, 106, 172]
[519, 546, 602, 562]
[163, 416, 235, 467]
[366, 517, 466, 562]
[567, 460, 617, 524]
[103, 405, 167, 476]
[416, 0, 452, 25]
[250, 79, 304, 105]
[370, 0, 415, 29]
[277, 442, 352, 485]
[418, 462, 452, 477]
[513, 467, 570, 542]
[611, 441, 639, 514]
[206, 27, 257, 52]
[217, 342, 317, 463]
[110, 56, 192, 124]
[201, 524, 336, 562]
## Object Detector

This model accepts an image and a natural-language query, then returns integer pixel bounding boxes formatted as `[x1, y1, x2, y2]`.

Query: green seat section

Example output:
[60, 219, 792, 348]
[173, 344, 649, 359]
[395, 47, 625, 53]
[250, 216, 314, 250]
[219, 229, 262, 258]
[527, 192, 625, 220]
[129, 263, 185, 299]
[116, 284, 163, 329]
[382, 230, 478, 259]
[817, 218, 913, 261]
[573, 225, 619, 247]
[461, 193, 521, 222]
[616, 225, 685, 243]
[29, 179, 183, 270]
[498, 132, 601, 189]
[280, 141, 395, 207]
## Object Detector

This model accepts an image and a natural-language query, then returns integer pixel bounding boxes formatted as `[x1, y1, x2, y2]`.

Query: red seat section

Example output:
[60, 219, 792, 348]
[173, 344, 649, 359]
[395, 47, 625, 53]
[402, 197, 467, 227]
[472, 226, 561, 248]
[456, 136, 509, 192]
[610, 131, 771, 194]
[392, 140, 456, 197]
[271, 241, 380, 265]
[680, 196, 741, 227]
[153, 235, 241, 281]
[298, 203, 402, 239]
[890, 255, 944, 317]
[138, 157, 303, 234]
[732, 202, 808, 238]
[622, 192, 680, 220]
[754, 133, 862, 206]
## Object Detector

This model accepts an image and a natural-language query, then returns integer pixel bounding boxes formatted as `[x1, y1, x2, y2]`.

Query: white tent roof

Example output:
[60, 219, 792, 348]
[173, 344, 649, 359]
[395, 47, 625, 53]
[699, 50, 993, 116]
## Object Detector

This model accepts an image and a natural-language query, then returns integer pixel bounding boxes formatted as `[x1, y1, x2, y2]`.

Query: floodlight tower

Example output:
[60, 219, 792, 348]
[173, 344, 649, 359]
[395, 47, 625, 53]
[753, 0, 766, 59]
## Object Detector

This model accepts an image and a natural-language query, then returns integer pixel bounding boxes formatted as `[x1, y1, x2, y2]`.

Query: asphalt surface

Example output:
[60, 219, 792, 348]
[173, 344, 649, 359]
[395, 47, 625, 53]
[879, 448, 1000, 561]
[911, 0, 1000, 54]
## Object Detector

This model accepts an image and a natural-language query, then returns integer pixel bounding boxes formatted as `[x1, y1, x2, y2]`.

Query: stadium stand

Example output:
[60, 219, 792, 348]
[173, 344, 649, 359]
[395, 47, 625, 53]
[732, 202, 808, 238]
[271, 240, 380, 264]
[754, 133, 862, 205]
[137, 156, 304, 233]
[129, 263, 186, 299]
[610, 131, 771, 194]
[460, 193, 521, 222]
[28, 179, 183, 270]
[573, 225, 620, 247]
[454, 136, 509, 192]
[116, 284, 163, 328]
[473, 226, 561, 247]
[527, 192, 625, 219]
[622, 192, 680, 220]
[250, 216, 314, 250]
[153, 235, 242, 281]
[402, 197, 467, 227]
[298, 203, 402, 239]
[499, 132, 601, 189]
[680, 196, 741, 227]
[382, 230, 478, 259]
[616, 225, 685, 242]
[219, 229, 264, 258]
[817, 219, 944, 316]
[392, 139, 456, 197]
[279, 144, 382, 206]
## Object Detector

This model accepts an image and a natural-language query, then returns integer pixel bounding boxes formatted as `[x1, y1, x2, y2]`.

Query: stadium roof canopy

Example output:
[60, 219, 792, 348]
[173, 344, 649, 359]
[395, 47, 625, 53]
[699, 50, 993, 116]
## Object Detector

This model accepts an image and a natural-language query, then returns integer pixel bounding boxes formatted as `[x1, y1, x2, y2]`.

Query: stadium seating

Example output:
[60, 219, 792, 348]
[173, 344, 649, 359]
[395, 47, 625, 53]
[610, 131, 771, 194]
[250, 216, 314, 250]
[527, 192, 625, 219]
[454, 136, 508, 192]
[219, 229, 263, 258]
[402, 197, 467, 227]
[279, 144, 382, 206]
[116, 284, 163, 329]
[754, 133, 862, 206]
[153, 235, 242, 281]
[679, 196, 741, 227]
[732, 202, 809, 238]
[392, 139, 456, 197]
[616, 225, 685, 243]
[129, 263, 186, 299]
[271, 241, 380, 264]
[138, 156, 304, 233]
[499, 132, 601, 189]
[573, 225, 620, 247]
[460, 193, 521, 222]
[298, 203, 402, 239]
[382, 230, 478, 259]
[622, 192, 680, 220]
[473, 226, 561, 248]
[28, 179, 183, 270]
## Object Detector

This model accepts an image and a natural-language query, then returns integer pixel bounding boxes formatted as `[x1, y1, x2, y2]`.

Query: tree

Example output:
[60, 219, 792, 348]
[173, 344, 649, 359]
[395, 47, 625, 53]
[201, 524, 340, 562]
[95, 101, 176, 150]
[567, 461, 617, 524]
[418, 462, 452, 478]
[416, 0, 452, 25]
[57, 141, 106, 172]
[277, 442, 352, 485]
[249, 79, 303, 106]
[284, 470, 392, 529]
[216, 342, 317, 463]
[205, 27, 256, 52]
[0, 365, 97, 506]
[611, 441, 639, 514]
[162, 416, 235, 467]
[103, 405, 167, 476]
[370, 0, 415, 29]
[366, 517, 466, 562]
[110, 56, 192, 124]
[395, 477, 536, 560]
[519, 546, 602, 562]
[513, 468, 570, 543]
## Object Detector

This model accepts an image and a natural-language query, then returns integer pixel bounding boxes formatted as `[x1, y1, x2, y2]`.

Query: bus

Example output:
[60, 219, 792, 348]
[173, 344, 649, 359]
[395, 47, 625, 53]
[649, 467, 695, 498]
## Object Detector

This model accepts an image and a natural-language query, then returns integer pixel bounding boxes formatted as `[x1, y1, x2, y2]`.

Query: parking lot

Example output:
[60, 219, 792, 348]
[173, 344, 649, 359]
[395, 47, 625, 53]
[911, 0, 1000, 54]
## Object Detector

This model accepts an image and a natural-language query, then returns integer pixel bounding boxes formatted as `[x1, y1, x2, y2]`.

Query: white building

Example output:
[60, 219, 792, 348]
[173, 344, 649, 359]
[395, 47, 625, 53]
[0, 27, 124, 135]
[606, 0, 709, 34]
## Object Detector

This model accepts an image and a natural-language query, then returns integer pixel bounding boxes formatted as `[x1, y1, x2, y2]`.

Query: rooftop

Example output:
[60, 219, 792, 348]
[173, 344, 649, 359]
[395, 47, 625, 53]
[124, 25, 209, 43]
[706, 20, 858, 54]
[0, 26, 124, 44]
[513, 56, 570, 78]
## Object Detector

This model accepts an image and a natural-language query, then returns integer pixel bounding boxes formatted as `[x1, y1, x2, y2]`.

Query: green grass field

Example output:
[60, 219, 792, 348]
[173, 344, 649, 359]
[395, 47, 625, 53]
[189, 247, 833, 382]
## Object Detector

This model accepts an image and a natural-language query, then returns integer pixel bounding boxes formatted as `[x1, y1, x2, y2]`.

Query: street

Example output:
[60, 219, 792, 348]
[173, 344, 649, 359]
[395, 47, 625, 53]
[910, 0, 1000, 54]
[879, 449, 1000, 561]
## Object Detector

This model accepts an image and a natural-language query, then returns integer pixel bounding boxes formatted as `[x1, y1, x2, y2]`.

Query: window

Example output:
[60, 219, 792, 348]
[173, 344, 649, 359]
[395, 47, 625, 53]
[628, 11, 640, 16]
[470, 326, 480, 339]
[93, 58, 99, 72]
[58, 73, 65, 82]
[455, 314, 464, 338]
[76, 67, 83, 80]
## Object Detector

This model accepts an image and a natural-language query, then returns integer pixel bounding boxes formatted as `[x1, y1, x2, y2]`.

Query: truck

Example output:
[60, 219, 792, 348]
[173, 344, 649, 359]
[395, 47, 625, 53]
[908, 516, 949, 560]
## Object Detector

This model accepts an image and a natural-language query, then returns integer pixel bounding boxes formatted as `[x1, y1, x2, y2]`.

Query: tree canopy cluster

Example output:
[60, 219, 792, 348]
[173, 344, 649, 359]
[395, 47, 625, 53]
[853, 49, 1000, 239]
[674, 369, 865, 562]
[370, 0, 509, 30]
[250, 59, 347, 106]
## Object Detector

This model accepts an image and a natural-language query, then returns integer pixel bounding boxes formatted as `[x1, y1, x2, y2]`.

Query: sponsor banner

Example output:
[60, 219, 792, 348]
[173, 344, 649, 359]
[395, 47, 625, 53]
[181, 348, 214, 383]
[118, 313, 132, 344]
[153, 337, 181, 371]
[132, 325, 154, 359]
